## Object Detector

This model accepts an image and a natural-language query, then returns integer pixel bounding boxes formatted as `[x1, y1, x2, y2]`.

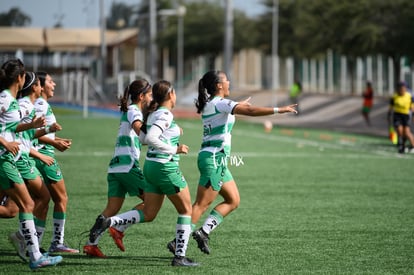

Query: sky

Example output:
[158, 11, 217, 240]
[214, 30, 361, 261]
[0, 0, 266, 28]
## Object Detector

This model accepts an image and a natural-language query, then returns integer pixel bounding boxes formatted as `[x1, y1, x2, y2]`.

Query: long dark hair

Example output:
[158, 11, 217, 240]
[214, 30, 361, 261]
[119, 79, 151, 112]
[143, 80, 173, 123]
[195, 70, 223, 113]
[36, 71, 48, 88]
[18, 71, 38, 98]
[0, 59, 25, 91]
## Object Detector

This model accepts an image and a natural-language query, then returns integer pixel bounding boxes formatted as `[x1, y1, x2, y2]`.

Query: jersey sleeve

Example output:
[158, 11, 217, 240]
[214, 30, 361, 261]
[127, 106, 143, 125]
[215, 98, 238, 114]
[34, 100, 48, 117]
[152, 110, 173, 132]
[0, 95, 12, 114]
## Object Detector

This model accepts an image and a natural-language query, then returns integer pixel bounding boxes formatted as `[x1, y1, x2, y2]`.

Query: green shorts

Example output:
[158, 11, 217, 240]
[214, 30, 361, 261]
[16, 154, 41, 181]
[362, 106, 371, 113]
[107, 163, 147, 198]
[143, 160, 187, 195]
[0, 153, 24, 190]
[34, 157, 63, 184]
[198, 150, 233, 191]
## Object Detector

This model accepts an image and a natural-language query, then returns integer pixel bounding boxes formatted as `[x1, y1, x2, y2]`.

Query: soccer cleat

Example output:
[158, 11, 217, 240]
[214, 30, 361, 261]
[83, 244, 106, 258]
[192, 228, 210, 255]
[29, 254, 63, 270]
[167, 239, 176, 255]
[89, 215, 111, 243]
[8, 231, 27, 262]
[109, 227, 125, 252]
[48, 243, 80, 253]
[171, 256, 200, 267]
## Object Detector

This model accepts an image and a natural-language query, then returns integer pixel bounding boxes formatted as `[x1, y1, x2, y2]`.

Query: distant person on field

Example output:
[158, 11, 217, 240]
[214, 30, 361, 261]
[388, 81, 414, 153]
[290, 80, 302, 113]
[362, 81, 374, 126]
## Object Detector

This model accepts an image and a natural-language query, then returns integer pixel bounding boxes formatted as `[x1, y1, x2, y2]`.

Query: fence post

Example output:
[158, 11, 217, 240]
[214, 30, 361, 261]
[83, 74, 88, 118]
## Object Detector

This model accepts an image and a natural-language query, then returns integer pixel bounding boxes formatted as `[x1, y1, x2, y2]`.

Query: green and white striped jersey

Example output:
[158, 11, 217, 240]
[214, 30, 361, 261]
[108, 104, 143, 173]
[200, 96, 238, 155]
[34, 97, 56, 156]
[145, 107, 180, 164]
[0, 89, 22, 159]
[18, 96, 36, 155]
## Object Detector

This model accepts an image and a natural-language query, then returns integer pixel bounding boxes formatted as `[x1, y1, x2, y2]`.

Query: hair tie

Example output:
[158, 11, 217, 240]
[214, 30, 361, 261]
[21, 72, 36, 91]
[139, 83, 151, 94]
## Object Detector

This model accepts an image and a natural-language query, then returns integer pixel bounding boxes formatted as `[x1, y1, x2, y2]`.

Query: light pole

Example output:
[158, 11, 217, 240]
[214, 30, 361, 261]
[99, 0, 106, 92]
[158, 6, 187, 90]
[176, 6, 186, 91]
[224, 0, 233, 80]
[149, 0, 158, 80]
[272, 0, 279, 104]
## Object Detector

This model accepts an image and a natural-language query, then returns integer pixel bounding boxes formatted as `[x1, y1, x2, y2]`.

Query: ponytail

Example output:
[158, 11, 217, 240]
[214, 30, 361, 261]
[195, 70, 222, 113]
[195, 78, 208, 114]
[118, 79, 151, 113]
[119, 85, 130, 112]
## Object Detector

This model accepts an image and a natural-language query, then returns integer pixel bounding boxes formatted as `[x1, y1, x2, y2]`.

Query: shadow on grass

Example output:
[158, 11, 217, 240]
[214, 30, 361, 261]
[57, 254, 173, 268]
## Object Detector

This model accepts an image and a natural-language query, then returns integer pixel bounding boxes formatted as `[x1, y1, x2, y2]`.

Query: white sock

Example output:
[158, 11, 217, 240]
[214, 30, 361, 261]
[175, 215, 191, 257]
[51, 218, 65, 245]
[35, 225, 45, 246]
[109, 209, 141, 228]
[20, 217, 42, 261]
[202, 210, 223, 235]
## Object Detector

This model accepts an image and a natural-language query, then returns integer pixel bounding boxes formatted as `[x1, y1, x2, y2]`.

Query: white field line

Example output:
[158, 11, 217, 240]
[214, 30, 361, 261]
[56, 122, 409, 160]
[56, 151, 407, 160]
[181, 122, 400, 158]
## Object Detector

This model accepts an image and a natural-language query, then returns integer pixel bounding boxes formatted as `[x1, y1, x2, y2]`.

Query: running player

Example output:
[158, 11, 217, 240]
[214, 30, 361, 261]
[9, 71, 62, 259]
[168, 70, 297, 255]
[0, 59, 62, 270]
[91, 80, 199, 267]
[33, 71, 79, 253]
[83, 79, 152, 258]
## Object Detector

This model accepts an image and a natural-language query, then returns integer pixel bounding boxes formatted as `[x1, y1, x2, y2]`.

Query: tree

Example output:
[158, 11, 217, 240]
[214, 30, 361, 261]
[106, 2, 134, 29]
[373, 0, 414, 85]
[255, 0, 414, 90]
[295, 0, 383, 93]
[157, 0, 257, 69]
[0, 7, 31, 26]
[158, 0, 224, 66]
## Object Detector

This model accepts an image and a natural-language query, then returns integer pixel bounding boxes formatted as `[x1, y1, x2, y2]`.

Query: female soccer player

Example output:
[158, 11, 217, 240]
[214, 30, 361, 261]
[0, 59, 62, 270]
[9, 71, 62, 259]
[92, 80, 199, 267]
[33, 71, 78, 253]
[169, 70, 297, 255]
[83, 79, 152, 258]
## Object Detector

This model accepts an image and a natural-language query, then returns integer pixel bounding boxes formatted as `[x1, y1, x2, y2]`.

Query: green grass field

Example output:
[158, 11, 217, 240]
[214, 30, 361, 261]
[1, 109, 413, 274]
